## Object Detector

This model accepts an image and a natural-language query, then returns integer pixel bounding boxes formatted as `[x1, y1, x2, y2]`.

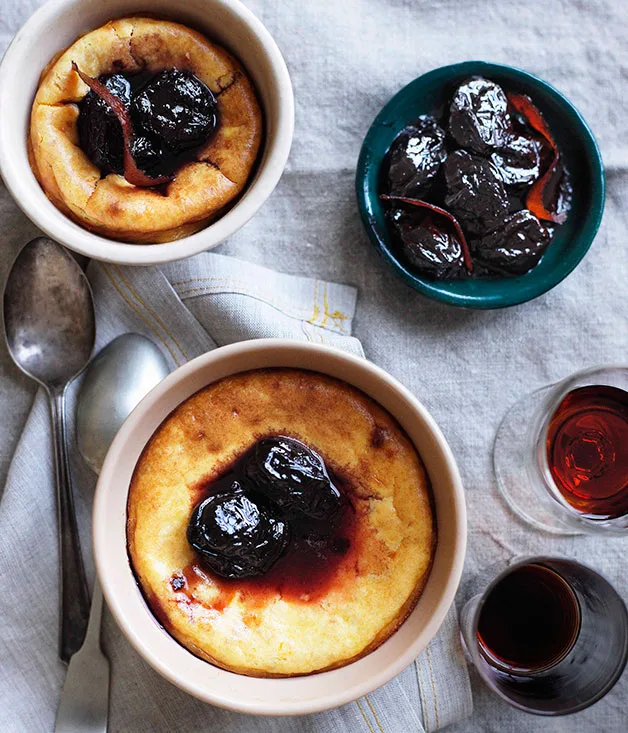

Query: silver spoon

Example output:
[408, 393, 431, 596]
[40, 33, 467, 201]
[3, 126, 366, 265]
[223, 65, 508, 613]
[3, 237, 94, 662]
[55, 333, 169, 733]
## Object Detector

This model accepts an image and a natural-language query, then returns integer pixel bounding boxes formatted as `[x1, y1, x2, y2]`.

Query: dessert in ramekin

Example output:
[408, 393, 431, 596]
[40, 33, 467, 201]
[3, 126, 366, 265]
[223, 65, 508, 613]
[0, 0, 293, 264]
[128, 368, 436, 676]
[30, 17, 262, 243]
[94, 340, 466, 714]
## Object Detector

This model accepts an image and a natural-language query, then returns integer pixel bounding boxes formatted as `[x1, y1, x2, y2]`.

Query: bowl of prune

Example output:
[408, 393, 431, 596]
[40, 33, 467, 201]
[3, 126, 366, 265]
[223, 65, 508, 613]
[356, 62, 605, 308]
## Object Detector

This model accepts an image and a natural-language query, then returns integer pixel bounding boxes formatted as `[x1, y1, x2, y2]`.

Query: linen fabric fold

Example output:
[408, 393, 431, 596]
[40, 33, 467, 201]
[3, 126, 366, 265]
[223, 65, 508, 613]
[0, 252, 472, 732]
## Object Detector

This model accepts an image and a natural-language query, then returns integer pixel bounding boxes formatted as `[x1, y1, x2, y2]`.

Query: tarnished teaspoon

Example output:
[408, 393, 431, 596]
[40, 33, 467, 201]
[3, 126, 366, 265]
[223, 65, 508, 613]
[3, 238, 94, 662]
[55, 334, 169, 733]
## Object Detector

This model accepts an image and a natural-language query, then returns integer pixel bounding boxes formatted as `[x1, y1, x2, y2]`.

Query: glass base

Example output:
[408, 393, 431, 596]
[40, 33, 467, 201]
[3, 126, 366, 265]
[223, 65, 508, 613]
[493, 386, 582, 536]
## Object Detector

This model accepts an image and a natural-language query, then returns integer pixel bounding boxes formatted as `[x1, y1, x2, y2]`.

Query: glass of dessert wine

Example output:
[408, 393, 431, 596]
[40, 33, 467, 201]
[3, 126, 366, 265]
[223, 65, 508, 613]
[460, 556, 628, 715]
[494, 366, 628, 534]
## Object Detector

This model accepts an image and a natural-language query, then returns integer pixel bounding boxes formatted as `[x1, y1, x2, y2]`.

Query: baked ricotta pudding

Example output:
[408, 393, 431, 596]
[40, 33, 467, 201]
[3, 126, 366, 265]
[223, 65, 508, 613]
[127, 368, 436, 676]
[29, 17, 262, 243]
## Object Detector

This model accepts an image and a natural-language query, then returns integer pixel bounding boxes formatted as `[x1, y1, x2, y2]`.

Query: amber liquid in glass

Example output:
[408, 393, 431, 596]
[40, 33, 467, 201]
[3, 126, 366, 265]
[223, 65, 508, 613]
[546, 385, 628, 518]
[477, 564, 581, 673]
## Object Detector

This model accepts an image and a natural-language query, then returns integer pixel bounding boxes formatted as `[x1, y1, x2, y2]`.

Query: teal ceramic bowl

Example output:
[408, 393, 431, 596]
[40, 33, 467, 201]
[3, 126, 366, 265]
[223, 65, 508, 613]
[356, 61, 605, 309]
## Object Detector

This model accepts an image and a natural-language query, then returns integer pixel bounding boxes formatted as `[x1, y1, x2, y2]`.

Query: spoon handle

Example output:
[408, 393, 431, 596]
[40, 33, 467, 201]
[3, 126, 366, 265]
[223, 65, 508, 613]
[50, 388, 90, 662]
[54, 581, 110, 733]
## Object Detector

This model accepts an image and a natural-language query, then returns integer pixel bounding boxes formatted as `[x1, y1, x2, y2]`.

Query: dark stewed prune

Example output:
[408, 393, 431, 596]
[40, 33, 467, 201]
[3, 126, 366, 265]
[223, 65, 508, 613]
[389, 206, 468, 279]
[550, 164, 573, 222]
[247, 437, 342, 522]
[444, 150, 509, 235]
[76, 65, 223, 185]
[449, 77, 512, 153]
[187, 481, 289, 579]
[490, 135, 541, 188]
[130, 134, 165, 175]
[131, 69, 218, 154]
[78, 73, 131, 174]
[74, 64, 173, 186]
[470, 209, 550, 276]
[379, 76, 571, 281]
[386, 116, 447, 197]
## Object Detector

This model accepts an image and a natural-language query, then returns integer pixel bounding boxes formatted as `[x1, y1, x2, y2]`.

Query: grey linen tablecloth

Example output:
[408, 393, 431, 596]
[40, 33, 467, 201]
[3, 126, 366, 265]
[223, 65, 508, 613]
[1, 0, 628, 731]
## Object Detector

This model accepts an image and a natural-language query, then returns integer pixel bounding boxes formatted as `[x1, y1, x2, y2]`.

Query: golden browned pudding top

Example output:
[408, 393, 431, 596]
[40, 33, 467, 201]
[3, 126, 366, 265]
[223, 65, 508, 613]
[127, 368, 436, 677]
[29, 17, 262, 243]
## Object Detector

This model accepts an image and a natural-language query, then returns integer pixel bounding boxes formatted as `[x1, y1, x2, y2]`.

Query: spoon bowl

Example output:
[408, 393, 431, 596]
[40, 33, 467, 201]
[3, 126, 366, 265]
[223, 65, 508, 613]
[4, 237, 95, 388]
[76, 333, 170, 474]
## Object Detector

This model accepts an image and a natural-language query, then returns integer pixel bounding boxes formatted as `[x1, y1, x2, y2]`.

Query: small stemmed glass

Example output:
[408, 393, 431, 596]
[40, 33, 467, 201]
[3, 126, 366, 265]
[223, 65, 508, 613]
[493, 365, 628, 535]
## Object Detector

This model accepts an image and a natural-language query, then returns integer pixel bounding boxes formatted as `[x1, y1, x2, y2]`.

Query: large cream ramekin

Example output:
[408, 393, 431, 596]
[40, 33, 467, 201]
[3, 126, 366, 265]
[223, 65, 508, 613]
[93, 339, 466, 714]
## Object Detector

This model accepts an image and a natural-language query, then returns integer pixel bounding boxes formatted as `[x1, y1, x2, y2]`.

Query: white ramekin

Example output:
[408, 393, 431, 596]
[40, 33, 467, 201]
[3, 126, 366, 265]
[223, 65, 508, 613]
[93, 339, 467, 715]
[0, 0, 293, 264]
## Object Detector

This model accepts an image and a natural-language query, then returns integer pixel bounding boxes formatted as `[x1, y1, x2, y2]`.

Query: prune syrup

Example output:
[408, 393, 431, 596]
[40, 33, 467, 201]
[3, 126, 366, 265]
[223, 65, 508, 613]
[178, 437, 358, 608]
[478, 564, 581, 673]
[546, 386, 628, 518]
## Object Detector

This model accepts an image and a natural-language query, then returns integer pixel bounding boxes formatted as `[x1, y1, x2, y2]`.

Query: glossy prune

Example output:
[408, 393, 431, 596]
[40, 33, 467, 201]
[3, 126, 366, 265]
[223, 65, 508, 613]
[187, 481, 289, 579]
[470, 209, 550, 276]
[539, 161, 573, 222]
[379, 76, 571, 281]
[449, 77, 512, 153]
[78, 74, 131, 174]
[490, 135, 541, 188]
[389, 207, 468, 279]
[247, 437, 342, 521]
[77, 67, 222, 185]
[131, 69, 218, 154]
[386, 116, 447, 197]
[444, 150, 509, 235]
[554, 166, 573, 220]
[130, 134, 164, 174]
